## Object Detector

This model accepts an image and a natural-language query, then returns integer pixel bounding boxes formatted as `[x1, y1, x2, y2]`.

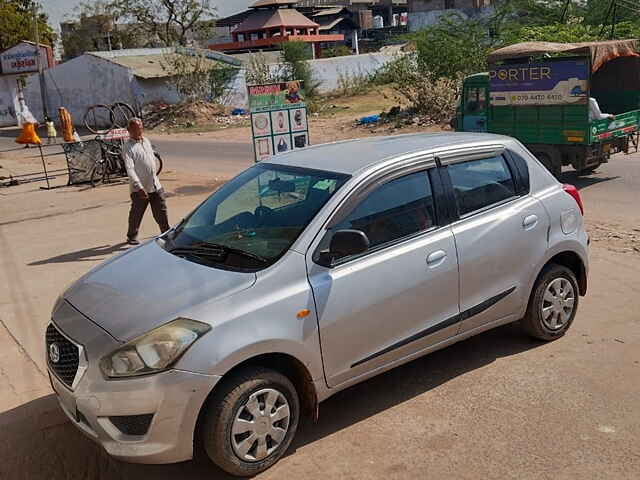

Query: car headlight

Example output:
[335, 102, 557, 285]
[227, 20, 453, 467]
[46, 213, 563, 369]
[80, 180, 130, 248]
[100, 318, 211, 378]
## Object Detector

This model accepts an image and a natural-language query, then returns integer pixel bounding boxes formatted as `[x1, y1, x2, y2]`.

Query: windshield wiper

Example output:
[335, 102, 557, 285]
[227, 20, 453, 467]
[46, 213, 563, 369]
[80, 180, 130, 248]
[170, 242, 269, 264]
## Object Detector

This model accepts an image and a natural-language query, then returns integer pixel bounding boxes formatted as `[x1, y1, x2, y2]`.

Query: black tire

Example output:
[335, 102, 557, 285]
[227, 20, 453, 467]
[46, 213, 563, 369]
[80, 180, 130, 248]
[521, 264, 579, 341]
[577, 163, 601, 176]
[201, 367, 300, 477]
[154, 152, 163, 176]
[90, 161, 107, 187]
[84, 104, 114, 134]
[110, 102, 136, 129]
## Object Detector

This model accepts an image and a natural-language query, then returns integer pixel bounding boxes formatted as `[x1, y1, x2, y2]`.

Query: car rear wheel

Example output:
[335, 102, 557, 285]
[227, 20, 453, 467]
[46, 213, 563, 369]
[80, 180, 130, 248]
[521, 264, 579, 341]
[201, 367, 300, 477]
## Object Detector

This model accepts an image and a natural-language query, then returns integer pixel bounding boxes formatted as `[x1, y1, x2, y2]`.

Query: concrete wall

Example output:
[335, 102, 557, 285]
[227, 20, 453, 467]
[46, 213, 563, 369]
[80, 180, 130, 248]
[310, 53, 397, 93]
[0, 76, 20, 127]
[23, 54, 135, 125]
[133, 77, 180, 106]
[265, 53, 397, 95]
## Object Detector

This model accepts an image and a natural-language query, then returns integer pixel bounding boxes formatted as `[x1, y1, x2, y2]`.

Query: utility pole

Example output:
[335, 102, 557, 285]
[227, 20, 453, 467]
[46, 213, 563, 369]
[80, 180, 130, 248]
[33, 1, 49, 120]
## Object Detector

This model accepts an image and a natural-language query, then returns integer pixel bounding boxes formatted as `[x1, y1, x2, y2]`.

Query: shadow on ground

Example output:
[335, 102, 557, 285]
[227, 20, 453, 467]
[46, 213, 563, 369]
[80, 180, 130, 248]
[0, 322, 541, 479]
[28, 243, 129, 265]
[560, 170, 620, 191]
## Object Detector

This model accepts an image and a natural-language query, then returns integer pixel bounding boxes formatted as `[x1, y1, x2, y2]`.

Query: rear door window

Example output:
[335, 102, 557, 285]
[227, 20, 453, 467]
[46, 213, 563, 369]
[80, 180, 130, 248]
[448, 156, 517, 216]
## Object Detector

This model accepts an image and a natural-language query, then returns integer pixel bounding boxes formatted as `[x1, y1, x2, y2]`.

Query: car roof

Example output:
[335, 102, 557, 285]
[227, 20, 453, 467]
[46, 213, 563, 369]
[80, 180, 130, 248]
[269, 132, 513, 175]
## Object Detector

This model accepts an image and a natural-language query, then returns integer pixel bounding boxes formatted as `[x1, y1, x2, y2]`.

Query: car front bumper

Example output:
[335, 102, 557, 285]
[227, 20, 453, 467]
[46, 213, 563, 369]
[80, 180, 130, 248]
[49, 365, 220, 464]
[47, 310, 220, 464]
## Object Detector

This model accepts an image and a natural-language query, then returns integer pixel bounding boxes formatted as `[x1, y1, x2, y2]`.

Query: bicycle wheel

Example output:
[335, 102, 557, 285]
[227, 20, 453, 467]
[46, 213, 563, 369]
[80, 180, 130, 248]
[90, 161, 107, 187]
[111, 102, 137, 129]
[84, 105, 114, 134]
[154, 152, 163, 176]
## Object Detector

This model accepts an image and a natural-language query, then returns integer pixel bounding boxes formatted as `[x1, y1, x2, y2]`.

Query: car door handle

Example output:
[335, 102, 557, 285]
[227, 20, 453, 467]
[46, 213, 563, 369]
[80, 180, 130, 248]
[523, 215, 539, 230]
[427, 250, 447, 267]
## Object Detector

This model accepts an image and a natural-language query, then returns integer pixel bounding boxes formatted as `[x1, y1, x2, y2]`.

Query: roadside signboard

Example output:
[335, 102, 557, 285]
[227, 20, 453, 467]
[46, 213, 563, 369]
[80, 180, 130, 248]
[489, 59, 590, 106]
[248, 81, 310, 162]
[0, 42, 51, 75]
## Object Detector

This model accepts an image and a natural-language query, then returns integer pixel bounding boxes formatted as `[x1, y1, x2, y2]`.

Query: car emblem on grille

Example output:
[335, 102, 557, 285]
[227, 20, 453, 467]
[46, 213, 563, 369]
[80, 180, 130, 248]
[49, 343, 60, 364]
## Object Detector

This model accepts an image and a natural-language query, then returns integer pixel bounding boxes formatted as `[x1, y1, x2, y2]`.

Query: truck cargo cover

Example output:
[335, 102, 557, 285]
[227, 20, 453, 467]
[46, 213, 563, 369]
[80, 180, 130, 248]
[488, 39, 639, 72]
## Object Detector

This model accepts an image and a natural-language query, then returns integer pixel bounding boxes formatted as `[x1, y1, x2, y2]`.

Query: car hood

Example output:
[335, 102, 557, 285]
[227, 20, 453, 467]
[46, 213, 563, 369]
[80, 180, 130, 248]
[64, 240, 256, 342]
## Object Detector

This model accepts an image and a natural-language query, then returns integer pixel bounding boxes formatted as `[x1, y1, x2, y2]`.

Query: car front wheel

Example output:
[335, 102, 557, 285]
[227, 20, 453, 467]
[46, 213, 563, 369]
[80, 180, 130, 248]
[522, 264, 579, 341]
[201, 367, 300, 477]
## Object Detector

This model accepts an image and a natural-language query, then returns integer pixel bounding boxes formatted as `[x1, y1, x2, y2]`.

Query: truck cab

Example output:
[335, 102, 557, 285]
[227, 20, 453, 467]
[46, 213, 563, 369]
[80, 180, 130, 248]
[457, 73, 489, 133]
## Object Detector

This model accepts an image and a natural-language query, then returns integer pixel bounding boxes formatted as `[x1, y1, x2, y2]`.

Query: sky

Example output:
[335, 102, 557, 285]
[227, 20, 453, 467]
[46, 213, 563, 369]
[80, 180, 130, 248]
[42, 0, 254, 31]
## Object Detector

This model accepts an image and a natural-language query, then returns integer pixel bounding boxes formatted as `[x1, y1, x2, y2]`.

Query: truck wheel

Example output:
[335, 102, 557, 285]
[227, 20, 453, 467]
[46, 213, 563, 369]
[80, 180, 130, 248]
[201, 367, 300, 477]
[534, 152, 562, 179]
[578, 163, 601, 176]
[521, 264, 579, 341]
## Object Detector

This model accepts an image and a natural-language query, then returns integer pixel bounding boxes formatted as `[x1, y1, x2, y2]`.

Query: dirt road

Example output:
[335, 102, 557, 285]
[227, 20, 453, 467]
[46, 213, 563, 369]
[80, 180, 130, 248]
[0, 142, 639, 480]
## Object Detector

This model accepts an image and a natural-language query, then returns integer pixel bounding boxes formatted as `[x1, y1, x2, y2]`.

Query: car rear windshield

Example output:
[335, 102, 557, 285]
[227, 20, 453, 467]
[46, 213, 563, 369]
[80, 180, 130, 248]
[164, 163, 349, 271]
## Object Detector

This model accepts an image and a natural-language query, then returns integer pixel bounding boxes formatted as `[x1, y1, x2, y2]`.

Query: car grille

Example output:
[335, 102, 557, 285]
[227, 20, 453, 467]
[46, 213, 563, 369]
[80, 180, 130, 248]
[109, 414, 155, 436]
[46, 324, 80, 388]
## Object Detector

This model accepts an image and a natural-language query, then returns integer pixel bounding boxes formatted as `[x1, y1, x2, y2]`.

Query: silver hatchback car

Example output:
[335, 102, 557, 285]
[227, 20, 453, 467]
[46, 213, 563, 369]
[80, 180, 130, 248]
[47, 133, 588, 476]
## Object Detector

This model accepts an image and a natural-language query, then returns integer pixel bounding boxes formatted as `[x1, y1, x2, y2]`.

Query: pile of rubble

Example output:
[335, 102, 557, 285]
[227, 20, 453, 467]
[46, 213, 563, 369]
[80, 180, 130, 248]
[353, 106, 453, 133]
[142, 101, 249, 131]
[354, 106, 450, 130]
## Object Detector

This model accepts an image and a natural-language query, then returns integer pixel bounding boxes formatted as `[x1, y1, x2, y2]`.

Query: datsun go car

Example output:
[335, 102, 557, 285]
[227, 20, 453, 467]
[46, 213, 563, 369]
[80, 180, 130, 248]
[46, 133, 588, 476]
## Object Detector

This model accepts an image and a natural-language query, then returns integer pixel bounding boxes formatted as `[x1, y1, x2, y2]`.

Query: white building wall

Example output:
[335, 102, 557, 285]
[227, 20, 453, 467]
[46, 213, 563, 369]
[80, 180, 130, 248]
[309, 53, 397, 93]
[0, 76, 21, 127]
[133, 77, 180, 106]
[23, 54, 135, 125]
[265, 52, 398, 96]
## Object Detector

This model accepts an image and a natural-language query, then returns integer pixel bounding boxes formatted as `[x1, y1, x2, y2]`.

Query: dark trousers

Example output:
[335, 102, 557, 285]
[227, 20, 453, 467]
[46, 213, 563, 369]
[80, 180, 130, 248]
[127, 189, 170, 240]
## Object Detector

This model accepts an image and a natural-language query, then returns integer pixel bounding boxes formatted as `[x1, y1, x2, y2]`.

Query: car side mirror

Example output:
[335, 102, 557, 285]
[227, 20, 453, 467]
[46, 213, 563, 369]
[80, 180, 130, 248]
[318, 230, 370, 267]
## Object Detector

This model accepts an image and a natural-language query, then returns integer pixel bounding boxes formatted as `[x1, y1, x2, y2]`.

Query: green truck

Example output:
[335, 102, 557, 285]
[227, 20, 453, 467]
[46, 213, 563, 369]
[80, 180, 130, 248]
[455, 40, 640, 177]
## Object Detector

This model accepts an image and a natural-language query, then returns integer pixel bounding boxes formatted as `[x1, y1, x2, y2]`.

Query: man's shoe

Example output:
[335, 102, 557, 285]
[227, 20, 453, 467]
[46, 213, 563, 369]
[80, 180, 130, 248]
[127, 238, 140, 245]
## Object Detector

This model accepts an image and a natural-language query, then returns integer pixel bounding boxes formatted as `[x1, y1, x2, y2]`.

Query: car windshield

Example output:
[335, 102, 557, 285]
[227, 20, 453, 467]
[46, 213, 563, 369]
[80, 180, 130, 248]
[165, 163, 349, 271]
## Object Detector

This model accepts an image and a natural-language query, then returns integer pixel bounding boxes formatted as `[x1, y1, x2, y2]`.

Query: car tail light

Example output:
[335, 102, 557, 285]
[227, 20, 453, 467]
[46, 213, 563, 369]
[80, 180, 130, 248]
[563, 184, 584, 216]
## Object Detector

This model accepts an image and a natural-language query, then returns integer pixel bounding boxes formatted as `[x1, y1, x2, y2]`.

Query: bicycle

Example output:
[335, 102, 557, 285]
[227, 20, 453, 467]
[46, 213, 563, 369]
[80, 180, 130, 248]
[90, 136, 126, 187]
[90, 137, 164, 187]
[84, 102, 137, 135]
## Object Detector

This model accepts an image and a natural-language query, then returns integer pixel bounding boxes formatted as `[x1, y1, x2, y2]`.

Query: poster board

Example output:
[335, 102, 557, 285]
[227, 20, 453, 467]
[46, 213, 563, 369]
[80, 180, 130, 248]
[248, 81, 310, 162]
[489, 59, 590, 107]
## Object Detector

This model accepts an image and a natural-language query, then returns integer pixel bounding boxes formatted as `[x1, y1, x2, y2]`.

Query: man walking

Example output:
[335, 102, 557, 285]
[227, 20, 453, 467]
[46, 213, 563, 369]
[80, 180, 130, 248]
[123, 118, 170, 245]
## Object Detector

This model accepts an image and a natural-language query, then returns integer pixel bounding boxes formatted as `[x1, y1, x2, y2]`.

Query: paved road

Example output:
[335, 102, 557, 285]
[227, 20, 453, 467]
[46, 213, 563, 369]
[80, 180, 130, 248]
[150, 136, 253, 178]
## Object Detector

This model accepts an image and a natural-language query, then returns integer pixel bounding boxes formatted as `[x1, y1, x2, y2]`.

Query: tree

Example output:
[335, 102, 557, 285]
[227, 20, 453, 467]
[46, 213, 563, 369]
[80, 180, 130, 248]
[61, 1, 144, 60]
[160, 49, 239, 102]
[413, 13, 493, 81]
[0, 0, 56, 51]
[281, 42, 321, 98]
[107, 0, 217, 47]
[501, 20, 640, 45]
